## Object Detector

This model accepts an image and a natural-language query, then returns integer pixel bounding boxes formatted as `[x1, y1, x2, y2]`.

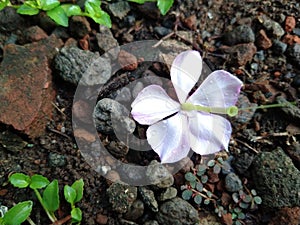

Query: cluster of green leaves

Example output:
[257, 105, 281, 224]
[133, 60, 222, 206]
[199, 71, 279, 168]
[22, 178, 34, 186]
[181, 157, 262, 225]
[0, 173, 84, 225]
[0, 0, 111, 27]
[128, 0, 174, 15]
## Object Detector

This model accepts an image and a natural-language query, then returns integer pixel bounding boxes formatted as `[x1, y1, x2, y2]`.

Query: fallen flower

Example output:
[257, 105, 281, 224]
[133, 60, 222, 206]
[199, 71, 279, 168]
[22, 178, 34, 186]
[131, 50, 243, 163]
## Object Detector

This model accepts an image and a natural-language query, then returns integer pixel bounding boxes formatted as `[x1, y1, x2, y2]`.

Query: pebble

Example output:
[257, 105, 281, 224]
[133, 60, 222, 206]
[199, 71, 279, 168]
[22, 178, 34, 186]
[251, 147, 300, 208]
[93, 98, 135, 134]
[144, 221, 159, 225]
[138, 187, 158, 212]
[285, 44, 300, 67]
[108, 1, 130, 19]
[285, 16, 296, 33]
[223, 25, 255, 46]
[292, 75, 300, 88]
[69, 16, 91, 38]
[292, 28, 300, 36]
[107, 183, 137, 214]
[115, 87, 132, 102]
[0, 7, 28, 32]
[96, 213, 108, 225]
[256, 29, 272, 49]
[156, 197, 199, 225]
[258, 14, 285, 38]
[124, 199, 144, 221]
[132, 81, 144, 99]
[225, 42, 257, 66]
[224, 172, 243, 192]
[232, 152, 255, 174]
[48, 153, 66, 167]
[146, 160, 174, 188]
[22, 26, 48, 43]
[96, 25, 119, 55]
[54, 46, 112, 85]
[158, 187, 177, 201]
[107, 140, 129, 158]
[272, 39, 287, 54]
[154, 26, 172, 37]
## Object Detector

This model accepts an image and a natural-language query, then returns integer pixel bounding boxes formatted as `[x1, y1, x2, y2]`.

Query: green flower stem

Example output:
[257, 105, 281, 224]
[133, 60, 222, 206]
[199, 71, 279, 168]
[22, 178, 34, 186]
[33, 189, 57, 223]
[181, 103, 239, 117]
[240, 101, 296, 110]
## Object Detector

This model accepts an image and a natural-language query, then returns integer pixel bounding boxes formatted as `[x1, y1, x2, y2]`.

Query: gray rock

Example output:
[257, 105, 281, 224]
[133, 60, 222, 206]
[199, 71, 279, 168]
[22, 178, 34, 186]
[93, 98, 135, 134]
[158, 187, 177, 201]
[107, 183, 137, 214]
[258, 14, 285, 38]
[54, 46, 112, 85]
[156, 197, 199, 225]
[69, 16, 91, 38]
[272, 39, 287, 55]
[115, 87, 132, 102]
[146, 160, 174, 188]
[108, 1, 130, 19]
[144, 221, 159, 225]
[232, 152, 255, 174]
[0, 7, 27, 33]
[154, 26, 172, 37]
[138, 187, 158, 212]
[160, 39, 191, 53]
[132, 81, 144, 99]
[225, 173, 243, 192]
[292, 27, 300, 36]
[286, 43, 300, 67]
[124, 199, 144, 221]
[107, 140, 129, 158]
[96, 26, 119, 55]
[48, 153, 66, 167]
[223, 25, 255, 46]
[251, 147, 300, 208]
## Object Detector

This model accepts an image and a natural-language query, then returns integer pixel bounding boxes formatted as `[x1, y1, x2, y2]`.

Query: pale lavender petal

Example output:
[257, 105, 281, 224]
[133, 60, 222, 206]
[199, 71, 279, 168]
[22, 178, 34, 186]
[187, 70, 243, 107]
[170, 50, 202, 103]
[188, 111, 232, 155]
[131, 85, 180, 125]
[147, 113, 190, 163]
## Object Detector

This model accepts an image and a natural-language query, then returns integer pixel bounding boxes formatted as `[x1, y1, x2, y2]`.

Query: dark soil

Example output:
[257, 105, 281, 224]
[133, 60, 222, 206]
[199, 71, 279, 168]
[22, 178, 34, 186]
[1, 0, 300, 225]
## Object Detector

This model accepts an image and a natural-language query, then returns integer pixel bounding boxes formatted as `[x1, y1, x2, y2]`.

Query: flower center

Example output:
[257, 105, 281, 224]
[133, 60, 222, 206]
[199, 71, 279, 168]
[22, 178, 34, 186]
[180, 103, 239, 117]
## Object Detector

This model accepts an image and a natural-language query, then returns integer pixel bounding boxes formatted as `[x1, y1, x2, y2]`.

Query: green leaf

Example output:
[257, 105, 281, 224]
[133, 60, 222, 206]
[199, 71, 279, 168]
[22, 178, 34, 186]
[3, 201, 33, 225]
[239, 202, 249, 209]
[30, 174, 50, 189]
[206, 191, 213, 198]
[17, 4, 39, 15]
[189, 181, 196, 189]
[213, 164, 221, 174]
[157, 0, 173, 15]
[203, 199, 210, 205]
[9, 173, 31, 188]
[46, 5, 68, 27]
[184, 172, 196, 182]
[207, 159, 215, 167]
[253, 196, 262, 204]
[237, 212, 245, 220]
[242, 194, 252, 203]
[182, 189, 193, 200]
[195, 182, 203, 192]
[88, 10, 112, 28]
[43, 179, 60, 212]
[61, 4, 82, 16]
[71, 179, 84, 203]
[232, 192, 239, 203]
[201, 175, 208, 184]
[194, 195, 202, 204]
[41, 0, 60, 11]
[0, 0, 10, 11]
[251, 189, 257, 196]
[127, 0, 146, 3]
[84, 0, 100, 16]
[71, 208, 82, 222]
[64, 185, 76, 205]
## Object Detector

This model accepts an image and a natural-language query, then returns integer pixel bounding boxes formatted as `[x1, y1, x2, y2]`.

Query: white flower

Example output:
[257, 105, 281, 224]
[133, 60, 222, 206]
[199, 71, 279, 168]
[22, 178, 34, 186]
[131, 50, 243, 163]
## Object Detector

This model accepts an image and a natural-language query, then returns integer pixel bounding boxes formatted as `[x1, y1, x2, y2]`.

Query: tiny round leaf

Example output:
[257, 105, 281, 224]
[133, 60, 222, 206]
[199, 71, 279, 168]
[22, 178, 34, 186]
[182, 190, 193, 200]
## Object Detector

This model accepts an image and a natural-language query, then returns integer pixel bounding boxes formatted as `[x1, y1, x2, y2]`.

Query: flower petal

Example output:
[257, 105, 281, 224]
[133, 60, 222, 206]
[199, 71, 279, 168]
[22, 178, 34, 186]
[147, 113, 190, 163]
[131, 85, 180, 125]
[170, 50, 202, 103]
[187, 70, 243, 107]
[188, 112, 232, 155]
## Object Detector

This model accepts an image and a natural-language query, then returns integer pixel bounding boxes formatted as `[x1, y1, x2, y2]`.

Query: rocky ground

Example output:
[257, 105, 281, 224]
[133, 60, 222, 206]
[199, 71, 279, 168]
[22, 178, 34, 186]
[0, 0, 300, 225]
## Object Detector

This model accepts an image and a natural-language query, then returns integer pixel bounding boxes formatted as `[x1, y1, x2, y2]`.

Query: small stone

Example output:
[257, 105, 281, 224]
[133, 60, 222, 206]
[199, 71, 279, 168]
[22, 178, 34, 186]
[224, 173, 243, 192]
[224, 42, 257, 66]
[105, 170, 120, 184]
[0, 131, 27, 153]
[292, 28, 300, 36]
[286, 43, 300, 67]
[160, 39, 191, 53]
[156, 197, 199, 225]
[132, 82, 144, 99]
[183, 14, 197, 30]
[115, 87, 132, 102]
[54, 46, 112, 85]
[251, 147, 300, 208]
[285, 16, 296, 33]
[256, 29, 272, 49]
[146, 160, 174, 188]
[0, 7, 28, 32]
[268, 207, 300, 225]
[23, 26, 48, 43]
[272, 39, 287, 55]
[72, 100, 93, 124]
[158, 187, 177, 201]
[258, 14, 285, 38]
[74, 128, 96, 142]
[223, 25, 255, 46]
[96, 213, 108, 225]
[232, 152, 255, 174]
[282, 34, 300, 45]
[96, 26, 119, 55]
[107, 183, 137, 214]
[139, 187, 158, 212]
[48, 153, 66, 167]
[136, 2, 160, 20]
[124, 199, 144, 221]
[118, 50, 138, 71]
[69, 16, 91, 39]
[108, 1, 130, 19]
[93, 98, 136, 134]
[144, 221, 159, 225]
[154, 26, 172, 37]
[107, 140, 129, 158]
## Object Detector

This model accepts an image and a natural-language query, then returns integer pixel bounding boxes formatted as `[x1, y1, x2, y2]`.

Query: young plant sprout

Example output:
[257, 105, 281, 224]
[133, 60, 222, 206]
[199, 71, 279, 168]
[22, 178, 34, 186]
[131, 50, 243, 163]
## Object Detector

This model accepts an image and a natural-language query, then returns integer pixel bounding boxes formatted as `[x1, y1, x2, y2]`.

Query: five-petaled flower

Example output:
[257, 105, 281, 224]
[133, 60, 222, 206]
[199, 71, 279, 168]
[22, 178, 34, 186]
[131, 50, 243, 163]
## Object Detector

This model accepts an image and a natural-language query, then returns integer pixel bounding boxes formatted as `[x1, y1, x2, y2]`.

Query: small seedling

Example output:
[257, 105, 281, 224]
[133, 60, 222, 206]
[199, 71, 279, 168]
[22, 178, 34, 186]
[7, 173, 84, 225]
[0, 201, 33, 225]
